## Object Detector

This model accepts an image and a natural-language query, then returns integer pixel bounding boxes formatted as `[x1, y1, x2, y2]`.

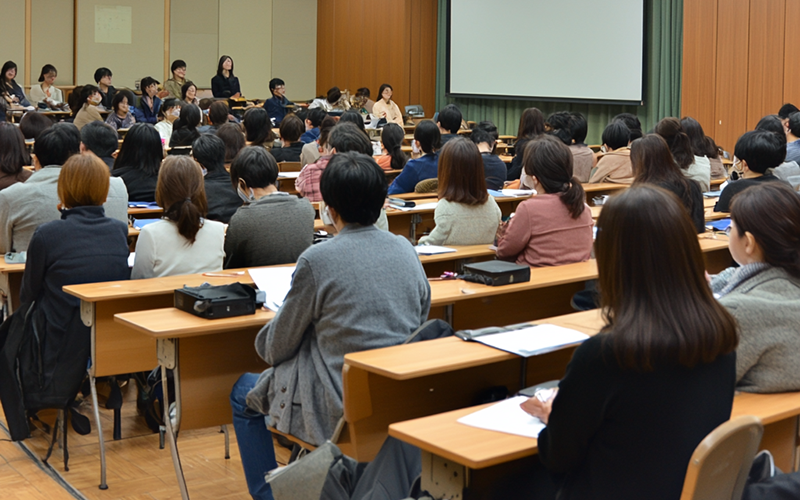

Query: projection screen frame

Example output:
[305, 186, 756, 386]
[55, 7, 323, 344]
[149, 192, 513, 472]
[445, 0, 649, 106]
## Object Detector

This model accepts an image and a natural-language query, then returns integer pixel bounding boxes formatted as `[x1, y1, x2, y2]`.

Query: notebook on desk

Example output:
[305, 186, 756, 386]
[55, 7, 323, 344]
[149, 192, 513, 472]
[128, 201, 161, 209]
[457, 323, 589, 357]
[131, 218, 161, 230]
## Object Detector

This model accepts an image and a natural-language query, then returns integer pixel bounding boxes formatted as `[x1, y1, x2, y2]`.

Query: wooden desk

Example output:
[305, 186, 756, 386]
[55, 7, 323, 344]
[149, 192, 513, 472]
[417, 244, 496, 277]
[583, 183, 628, 205]
[0, 261, 25, 315]
[127, 206, 163, 218]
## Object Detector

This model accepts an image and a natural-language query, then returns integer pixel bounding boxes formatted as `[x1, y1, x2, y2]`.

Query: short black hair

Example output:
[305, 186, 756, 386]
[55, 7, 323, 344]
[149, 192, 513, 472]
[779, 103, 799, 119]
[192, 134, 226, 173]
[80, 85, 100, 104]
[279, 114, 304, 143]
[788, 112, 800, 137]
[81, 121, 119, 158]
[140, 76, 159, 90]
[19, 112, 52, 140]
[755, 115, 787, 141]
[326, 87, 342, 104]
[171, 60, 186, 73]
[328, 122, 372, 155]
[470, 127, 494, 146]
[269, 78, 285, 92]
[734, 130, 786, 173]
[111, 90, 132, 113]
[612, 113, 642, 140]
[230, 146, 278, 189]
[414, 120, 441, 154]
[602, 121, 631, 150]
[307, 108, 327, 128]
[546, 111, 573, 145]
[320, 152, 387, 225]
[35, 123, 81, 167]
[570, 112, 588, 144]
[474, 121, 498, 141]
[437, 104, 462, 134]
[94, 67, 112, 83]
[114, 123, 163, 176]
[208, 101, 229, 125]
[339, 110, 367, 134]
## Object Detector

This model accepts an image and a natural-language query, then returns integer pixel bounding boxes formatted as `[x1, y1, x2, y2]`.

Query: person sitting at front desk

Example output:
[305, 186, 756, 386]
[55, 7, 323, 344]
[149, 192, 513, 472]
[265, 78, 294, 125]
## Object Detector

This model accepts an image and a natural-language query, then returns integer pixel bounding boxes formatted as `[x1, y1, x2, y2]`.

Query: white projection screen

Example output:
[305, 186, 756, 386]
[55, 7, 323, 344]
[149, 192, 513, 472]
[448, 0, 645, 104]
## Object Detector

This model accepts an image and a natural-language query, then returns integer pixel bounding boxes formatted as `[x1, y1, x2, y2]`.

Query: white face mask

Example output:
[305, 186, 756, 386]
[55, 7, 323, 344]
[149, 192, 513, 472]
[90, 95, 102, 105]
[237, 185, 255, 204]
[321, 204, 334, 225]
[170, 108, 181, 117]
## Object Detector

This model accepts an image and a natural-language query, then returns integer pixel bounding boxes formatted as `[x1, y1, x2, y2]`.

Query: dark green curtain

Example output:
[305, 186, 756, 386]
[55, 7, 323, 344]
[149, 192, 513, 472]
[435, 0, 683, 144]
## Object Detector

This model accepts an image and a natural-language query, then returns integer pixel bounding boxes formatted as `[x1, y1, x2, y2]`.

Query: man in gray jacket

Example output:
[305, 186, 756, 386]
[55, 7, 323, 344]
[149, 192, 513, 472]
[0, 123, 128, 253]
[230, 152, 431, 500]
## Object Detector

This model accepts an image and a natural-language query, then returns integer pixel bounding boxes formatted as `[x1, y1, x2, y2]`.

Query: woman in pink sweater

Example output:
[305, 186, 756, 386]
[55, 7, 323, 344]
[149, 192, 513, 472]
[496, 136, 594, 267]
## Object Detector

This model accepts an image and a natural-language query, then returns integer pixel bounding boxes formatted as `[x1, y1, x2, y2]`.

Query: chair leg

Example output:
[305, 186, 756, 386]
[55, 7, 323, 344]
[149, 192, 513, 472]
[89, 372, 109, 490]
[113, 408, 121, 441]
[221, 425, 230, 459]
[61, 410, 69, 472]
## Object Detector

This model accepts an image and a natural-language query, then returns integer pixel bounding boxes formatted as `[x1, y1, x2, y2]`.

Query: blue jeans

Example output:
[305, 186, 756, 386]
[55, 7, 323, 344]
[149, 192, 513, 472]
[231, 373, 277, 500]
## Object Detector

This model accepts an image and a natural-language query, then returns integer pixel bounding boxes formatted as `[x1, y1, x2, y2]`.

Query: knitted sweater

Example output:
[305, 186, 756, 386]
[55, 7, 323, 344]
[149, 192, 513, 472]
[417, 197, 502, 246]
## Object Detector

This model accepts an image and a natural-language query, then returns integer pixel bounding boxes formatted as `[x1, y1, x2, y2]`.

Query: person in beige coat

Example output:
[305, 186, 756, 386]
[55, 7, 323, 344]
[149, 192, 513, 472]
[589, 121, 634, 184]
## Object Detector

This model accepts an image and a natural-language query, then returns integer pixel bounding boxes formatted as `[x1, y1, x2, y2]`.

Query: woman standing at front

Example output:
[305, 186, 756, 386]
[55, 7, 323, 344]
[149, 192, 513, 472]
[372, 83, 404, 126]
[522, 185, 738, 500]
[211, 55, 241, 99]
[30, 65, 67, 110]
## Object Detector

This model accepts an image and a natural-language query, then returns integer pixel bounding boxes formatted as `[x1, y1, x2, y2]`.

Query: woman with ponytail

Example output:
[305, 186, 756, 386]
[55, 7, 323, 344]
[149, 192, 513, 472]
[631, 134, 705, 233]
[497, 135, 594, 267]
[655, 117, 711, 191]
[131, 156, 225, 279]
[709, 182, 800, 393]
[168, 103, 202, 148]
[374, 123, 407, 171]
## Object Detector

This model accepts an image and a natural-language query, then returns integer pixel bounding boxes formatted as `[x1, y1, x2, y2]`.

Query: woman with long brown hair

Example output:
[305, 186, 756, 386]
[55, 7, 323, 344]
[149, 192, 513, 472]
[523, 185, 738, 499]
[417, 137, 501, 245]
[655, 117, 711, 191]
[131, 156, 225, 279]
[507, 107, 545, 181]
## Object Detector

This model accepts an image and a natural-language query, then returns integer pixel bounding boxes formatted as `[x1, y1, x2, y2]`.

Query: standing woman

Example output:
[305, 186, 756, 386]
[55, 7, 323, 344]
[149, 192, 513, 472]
[105, 90, 136, 131]
[0, 122, 32, 190]
[418, 137, 501, 246]
[135, 76, 162, 124]
[72, 85, 105, 131]
[112, 123, 164, 201]
[372, 84, 404, 126]
[131, 156, 225, 279]
[631, 134, 705, 233]
[164, 59, 187, 99]
[181, 81, 199, 106]
[522, 185, 738, 500]
[169, 104, 201, 148]
[211, 55, 241, 99]
[508, 108, 545, 181]
[1, 61, 31, 107]
[30, 65, 67, 110]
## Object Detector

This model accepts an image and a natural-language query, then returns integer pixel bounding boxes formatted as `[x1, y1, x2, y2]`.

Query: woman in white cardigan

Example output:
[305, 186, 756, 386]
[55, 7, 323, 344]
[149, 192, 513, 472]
[29, 64, 67, 110]
[418, 137, 501, 246]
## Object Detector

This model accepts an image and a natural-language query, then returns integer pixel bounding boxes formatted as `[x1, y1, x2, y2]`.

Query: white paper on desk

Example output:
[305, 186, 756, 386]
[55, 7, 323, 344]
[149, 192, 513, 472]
[128, 252, 135, 267]
[472, 325, 589, 357]
[415, 245, 457, 255]
[457, 396, 546, 439]
[248, 266, 296, 312]
[396, 201, 438, 212]
[277, 171, 301, 179]
[501, 189, 535, 197]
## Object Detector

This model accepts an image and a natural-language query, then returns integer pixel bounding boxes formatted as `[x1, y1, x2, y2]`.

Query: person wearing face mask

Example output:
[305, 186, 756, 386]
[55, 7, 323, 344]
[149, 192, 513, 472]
[191, 134, 242, 223]
[30, 64, 67, 110]
[105, 90, 136, 131]
[154, 98, 182, 144]
[224, 146, 315, 269]
[73, 84, 106, 131]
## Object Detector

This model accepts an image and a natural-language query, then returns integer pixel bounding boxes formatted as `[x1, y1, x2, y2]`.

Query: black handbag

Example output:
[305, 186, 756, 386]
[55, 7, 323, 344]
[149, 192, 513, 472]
[174, 282, 261, 319]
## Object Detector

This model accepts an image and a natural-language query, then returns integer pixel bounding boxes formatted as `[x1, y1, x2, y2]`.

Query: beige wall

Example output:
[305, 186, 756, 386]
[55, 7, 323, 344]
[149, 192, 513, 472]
[272, 0, 317, 101]
[218, 0, 272, 99]
[31, 0, 74, 86]
[170, 0, 219, 88]
[75, 0, 166, 89]
[5, 1, 26, 87]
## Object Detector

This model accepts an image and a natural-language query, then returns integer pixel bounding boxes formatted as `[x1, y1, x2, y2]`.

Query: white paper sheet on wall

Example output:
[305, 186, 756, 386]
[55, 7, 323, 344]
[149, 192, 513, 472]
[95, 5, 132, 44]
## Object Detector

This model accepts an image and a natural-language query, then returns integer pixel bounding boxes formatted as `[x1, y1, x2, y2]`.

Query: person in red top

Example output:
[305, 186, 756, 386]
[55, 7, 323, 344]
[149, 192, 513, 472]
[496, 135, 594, 267]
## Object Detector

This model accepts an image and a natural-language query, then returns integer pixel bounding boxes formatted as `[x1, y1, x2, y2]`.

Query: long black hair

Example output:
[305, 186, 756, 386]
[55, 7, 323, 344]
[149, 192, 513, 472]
[114, 123, 163, 176]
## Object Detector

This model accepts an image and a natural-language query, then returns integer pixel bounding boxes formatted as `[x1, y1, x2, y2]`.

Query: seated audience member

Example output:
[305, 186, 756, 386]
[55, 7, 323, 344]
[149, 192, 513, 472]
[300, 116, 336, 167]
[682, 116, 725, 180]
[217, 123, 246, 168]
[710, 183, 800, 393]
[154, 98, 181, 144]
[0, 123, 127, 253]
[296, 122, 372, 201]
[181, 81, 199, 106]
[436, 104, 462, 144]
[387, 120, 441, 195]
[80, 121, 120, 170]
[612, 112, 643, 141]
[470, 124, 506, 190]
[134, 77, 163, 124]
[191, 134, 242, 223]
[19, 111, 52, 141]
[418, 137, 501, 245]
[372, 83, 404, 126]
[589, 121, 633, 183]
[164, 59, 187, 100]
[169, 104, 201, 148]
[131, 156, 225, 279]
[0, 122, 32, 190]
[351, 87, 374, 116]
[309, 86, 350, 112]
[242, 107, 275, 149]
[339, 109, 369, 136]
[508, 108, 546, 181]
[755, 114, 800, 187]
[300, 108, 327, 143]
[270, 114, 305, 162]
[94, 67, 116, 110]
[230, 151, 431, 500]
[211, 55, 241, 98]
[225, 147, 315, 268]
[198, 101, 230, 133]
[569, 112, 596, 182]
[522, 184, 737, 500]
[784, 111, 800, 164]
[73, 85, 105, 131]
[655, 117, 711, 191]
[105, 89, 136, 131]
[778, 103, 798, 128]
[265, 78, 294, 125]
[631, 134, 705, 233]
[496, 135, 593, 266]
[715, 130, 787, 212]
[30, 64, 67, 110]
[374, 123, 407, 171]
[112, 123, 163, 202]
[1, 61, 31, 107]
